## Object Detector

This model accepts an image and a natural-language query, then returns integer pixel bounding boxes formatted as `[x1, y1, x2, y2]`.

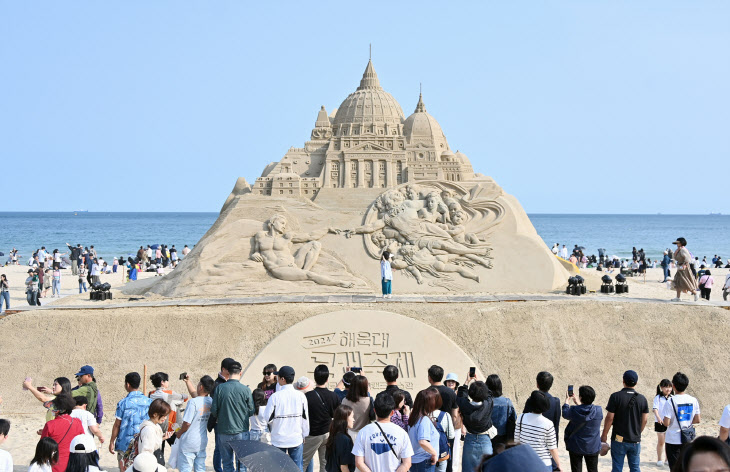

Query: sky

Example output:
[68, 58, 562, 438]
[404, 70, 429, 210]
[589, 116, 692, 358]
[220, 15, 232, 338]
[1, 1, 728, 213]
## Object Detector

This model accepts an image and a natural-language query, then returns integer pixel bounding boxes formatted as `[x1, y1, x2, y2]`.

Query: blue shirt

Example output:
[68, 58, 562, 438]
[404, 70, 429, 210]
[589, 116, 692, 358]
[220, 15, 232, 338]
[408, 416, 440, 464]
[114, 391, 152, 452]
[491, 396, 517, 436]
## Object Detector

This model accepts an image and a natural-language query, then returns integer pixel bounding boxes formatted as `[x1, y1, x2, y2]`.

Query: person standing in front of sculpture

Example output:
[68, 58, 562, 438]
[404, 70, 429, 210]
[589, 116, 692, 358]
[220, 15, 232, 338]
[381, 250, 393, 299]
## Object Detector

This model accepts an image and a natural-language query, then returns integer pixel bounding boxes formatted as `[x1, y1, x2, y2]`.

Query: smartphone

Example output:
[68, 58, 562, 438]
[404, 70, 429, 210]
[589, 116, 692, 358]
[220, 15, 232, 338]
[179, 373, 187, 381]
[568, 385, 574, 397]
[469, 367, 476, 378]
[23, 377, 31, 390]
[351, 367, 362, 373]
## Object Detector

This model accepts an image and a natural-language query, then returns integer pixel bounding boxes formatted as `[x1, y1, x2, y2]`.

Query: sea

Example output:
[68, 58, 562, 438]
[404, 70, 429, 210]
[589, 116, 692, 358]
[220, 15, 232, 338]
[0, 212, 728, 263]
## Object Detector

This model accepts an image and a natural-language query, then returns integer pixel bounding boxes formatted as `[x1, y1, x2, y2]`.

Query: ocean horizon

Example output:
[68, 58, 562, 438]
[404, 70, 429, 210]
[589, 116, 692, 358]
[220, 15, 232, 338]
[2, 212, 728, 264]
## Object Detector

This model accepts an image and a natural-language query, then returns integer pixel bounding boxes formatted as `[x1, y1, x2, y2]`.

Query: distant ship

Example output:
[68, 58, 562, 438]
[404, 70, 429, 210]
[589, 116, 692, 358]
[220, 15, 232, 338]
[73, 210, 88, 216]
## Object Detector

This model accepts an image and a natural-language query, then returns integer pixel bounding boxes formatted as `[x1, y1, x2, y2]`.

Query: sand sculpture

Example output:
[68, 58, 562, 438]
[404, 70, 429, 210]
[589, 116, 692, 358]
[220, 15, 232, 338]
[241, 310, 483, 391]
[128, 59, 570, 298]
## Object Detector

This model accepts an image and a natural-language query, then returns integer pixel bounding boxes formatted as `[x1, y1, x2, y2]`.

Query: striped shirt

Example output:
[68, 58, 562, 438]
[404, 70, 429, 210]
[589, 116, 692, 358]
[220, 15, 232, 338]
[515, 413, 557, 466]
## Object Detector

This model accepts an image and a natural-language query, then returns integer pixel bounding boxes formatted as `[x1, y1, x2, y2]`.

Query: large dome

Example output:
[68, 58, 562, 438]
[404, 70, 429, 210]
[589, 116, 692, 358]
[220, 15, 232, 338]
[403, 94, 449, 150]
[333, 60, 405, 127]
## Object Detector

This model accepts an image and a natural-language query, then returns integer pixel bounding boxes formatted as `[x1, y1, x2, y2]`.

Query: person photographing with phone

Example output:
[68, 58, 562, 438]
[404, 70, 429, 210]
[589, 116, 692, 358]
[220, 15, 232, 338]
[562, 385, 603, 472]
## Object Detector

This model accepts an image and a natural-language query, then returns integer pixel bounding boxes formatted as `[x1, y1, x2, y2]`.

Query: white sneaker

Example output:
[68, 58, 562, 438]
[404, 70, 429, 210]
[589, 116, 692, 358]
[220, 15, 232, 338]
[657, 460, 663, 467]
[694, 293, 699, 302]
[671, 298, 681, 302]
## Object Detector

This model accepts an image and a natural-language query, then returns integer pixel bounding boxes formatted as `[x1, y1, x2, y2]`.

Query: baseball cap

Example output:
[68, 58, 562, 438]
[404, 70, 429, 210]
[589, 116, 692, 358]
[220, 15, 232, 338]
[70, 434, 96, 453]
[132, 452, 162, 472]
[294, 376, 311, 390]
[623, 370, 638, 384]
[75, 365, 94, 377]
[275, 366, 295, 378]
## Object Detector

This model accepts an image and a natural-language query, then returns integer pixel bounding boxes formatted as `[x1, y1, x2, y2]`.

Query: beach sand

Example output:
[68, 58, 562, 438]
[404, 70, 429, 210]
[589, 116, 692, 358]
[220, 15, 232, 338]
[0, 289, 729, 471]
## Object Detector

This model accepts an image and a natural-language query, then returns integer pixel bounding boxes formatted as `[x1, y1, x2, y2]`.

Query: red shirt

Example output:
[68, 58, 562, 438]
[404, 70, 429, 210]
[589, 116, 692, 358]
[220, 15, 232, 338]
[42, 415, 85, 472]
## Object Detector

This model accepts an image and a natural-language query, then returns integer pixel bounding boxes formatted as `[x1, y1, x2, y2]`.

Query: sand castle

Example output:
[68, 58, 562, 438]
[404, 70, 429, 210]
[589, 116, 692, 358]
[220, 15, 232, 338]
[131, 60, 570, 298]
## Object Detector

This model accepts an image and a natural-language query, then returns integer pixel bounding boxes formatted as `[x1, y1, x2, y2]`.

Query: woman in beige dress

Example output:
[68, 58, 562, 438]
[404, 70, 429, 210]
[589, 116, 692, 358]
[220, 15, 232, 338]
[671, 237, 699, 302]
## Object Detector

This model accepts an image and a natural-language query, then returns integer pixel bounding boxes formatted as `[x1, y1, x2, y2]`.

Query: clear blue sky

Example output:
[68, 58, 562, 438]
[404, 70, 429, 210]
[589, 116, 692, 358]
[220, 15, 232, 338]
[2, 1, 728, 213]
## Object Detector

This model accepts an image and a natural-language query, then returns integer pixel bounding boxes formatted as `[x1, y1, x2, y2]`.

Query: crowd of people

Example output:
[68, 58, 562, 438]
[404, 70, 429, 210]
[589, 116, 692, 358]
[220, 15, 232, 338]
[552, 238, 730, 303]
[3, 362, 730, 472]
[0, 243, 192, 311]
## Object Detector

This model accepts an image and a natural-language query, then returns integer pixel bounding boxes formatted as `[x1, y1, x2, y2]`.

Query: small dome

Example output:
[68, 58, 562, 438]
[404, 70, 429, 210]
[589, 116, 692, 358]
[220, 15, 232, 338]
[455, 151, 468, 163]
[440, 150, 456, 161]
[333, 60, 405, 127]
[403, 93, 449, 149]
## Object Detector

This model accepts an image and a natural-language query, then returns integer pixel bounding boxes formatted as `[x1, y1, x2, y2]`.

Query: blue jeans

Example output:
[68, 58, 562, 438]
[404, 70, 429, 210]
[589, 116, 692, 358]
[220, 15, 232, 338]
[610, 440, 641, 472]
[213, 430, 223, 472]
[411, 460, 436, 472]
[381, 278, 392, 295]
[79, 280, 87, 293]
[178, 450, 207, 472]
[662, 266, 670, 281]
[462, 434, 492, 472]
[219, 432, 249, 472]
[0, 291, 9, 312]
[52, 279, 60, 296]
[278, 444, 304, 472]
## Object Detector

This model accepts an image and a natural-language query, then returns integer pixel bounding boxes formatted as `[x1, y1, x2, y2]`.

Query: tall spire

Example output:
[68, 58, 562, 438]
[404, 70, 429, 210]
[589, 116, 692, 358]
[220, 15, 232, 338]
[414, 86, 427, 113]
[357, 59, 382, 91]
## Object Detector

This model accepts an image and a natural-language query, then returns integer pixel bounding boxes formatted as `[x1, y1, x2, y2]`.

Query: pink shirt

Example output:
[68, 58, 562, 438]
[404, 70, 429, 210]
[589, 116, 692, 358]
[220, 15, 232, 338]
[699, 275, 714, 288]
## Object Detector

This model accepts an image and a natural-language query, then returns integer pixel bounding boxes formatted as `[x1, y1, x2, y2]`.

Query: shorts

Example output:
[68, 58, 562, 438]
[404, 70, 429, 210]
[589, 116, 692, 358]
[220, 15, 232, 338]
[654, 421, 667, 433]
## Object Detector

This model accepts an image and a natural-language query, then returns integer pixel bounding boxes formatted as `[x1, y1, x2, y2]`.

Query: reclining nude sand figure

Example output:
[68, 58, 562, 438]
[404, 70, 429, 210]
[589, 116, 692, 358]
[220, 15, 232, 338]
[250, 214, 354, 288]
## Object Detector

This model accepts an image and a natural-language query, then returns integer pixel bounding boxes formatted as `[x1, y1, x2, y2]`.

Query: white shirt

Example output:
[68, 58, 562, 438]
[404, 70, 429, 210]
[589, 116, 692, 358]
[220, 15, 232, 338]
[28, 462, 52, 472]
[719, 404, 730, 429]
[178, 396, 211, 454]
[653, 395, 671, 421]
[90, 263, 99, 276]
[352, 421, 413, 471]
[515, 413, 557, 466]
[138, 420, 163, 453]
[250, 406, 268, 432]
[661, 393, 700, 445]
[0, 449, 12, 472]
[560, 248, 568, 259]
[71, 409, 98, 436]
[263, 384, 309, 448]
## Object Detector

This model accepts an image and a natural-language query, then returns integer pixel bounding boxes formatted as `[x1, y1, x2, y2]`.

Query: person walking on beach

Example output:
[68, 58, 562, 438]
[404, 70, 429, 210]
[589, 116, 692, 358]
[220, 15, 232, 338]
[51, 267, 61, 298]
[381, 250, 393, 298]
[600, 370, 649, 472]
[78, 264, 88, 293]
[0, 274, 9, 313]
[723, 271, 730, 301]
[661, 251, 671, 283]
[671, 238, 699, 302]
[26, 269, 39, 306]
[698, 270, 714, 301]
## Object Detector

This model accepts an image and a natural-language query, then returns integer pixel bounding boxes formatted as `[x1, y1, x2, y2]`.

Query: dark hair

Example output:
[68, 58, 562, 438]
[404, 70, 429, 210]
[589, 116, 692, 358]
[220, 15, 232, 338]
[409, 388, 440, 427]
[381, 250, 390, 261]
[0, 419, 9, 436]
[200, 375, 215, 394]
[314, 365, 330, 386]
[342, 371, 357, 387]
[66, 449, 100, 472]
[346, 375, 369, 403]
[252, 389, 268, 414]
[672, 372, 690, 392]
[706, 269, 712, 276]
[74, 396, 88, 407]
[578, 386, 596, 405]
[31, 437, 59, 467]
[468, 381, 490, 402]
[527, 390, 550, 414]
[373, 392, 396, 419]
[228, 363, 243, 376]
[52, 394, 76, 415]
[148, 398, 172, 419]
[325, 404, 354, 454]
[280, 370, 294, 384]
[391, 389, 407, 409]
[262, 363, 277, 374]
[55, 377, 72, 396]
[383, 365, 399, 383]
[656, 379, 673, 397]
[536, 371, 554, 392]
[486, 374, 503, 397]
[125, 372, 141, 389]
[676, 237, 688, 247]
[150, 372, 169, 389]
[678, 436, 730, 471]
[428, 365, 444, 383]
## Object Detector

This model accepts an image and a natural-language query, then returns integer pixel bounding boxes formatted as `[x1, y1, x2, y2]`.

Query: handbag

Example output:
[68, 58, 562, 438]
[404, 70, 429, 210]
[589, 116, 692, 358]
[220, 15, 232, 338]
[670, 398, 696, 444]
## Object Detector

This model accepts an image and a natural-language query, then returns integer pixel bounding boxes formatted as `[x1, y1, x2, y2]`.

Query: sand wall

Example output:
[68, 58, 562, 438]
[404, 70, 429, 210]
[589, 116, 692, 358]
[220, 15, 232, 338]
[2, 301, 729, 422]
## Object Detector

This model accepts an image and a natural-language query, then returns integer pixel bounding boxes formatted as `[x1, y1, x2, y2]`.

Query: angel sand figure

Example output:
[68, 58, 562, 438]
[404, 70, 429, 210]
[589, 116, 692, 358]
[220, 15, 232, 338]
[344, 189, 488, 259]
[250, 214, 354, 288]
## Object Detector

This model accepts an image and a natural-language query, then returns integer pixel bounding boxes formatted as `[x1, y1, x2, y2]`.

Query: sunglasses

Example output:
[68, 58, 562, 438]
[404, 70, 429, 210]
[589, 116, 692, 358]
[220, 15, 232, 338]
[263, 371, 274, 376]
